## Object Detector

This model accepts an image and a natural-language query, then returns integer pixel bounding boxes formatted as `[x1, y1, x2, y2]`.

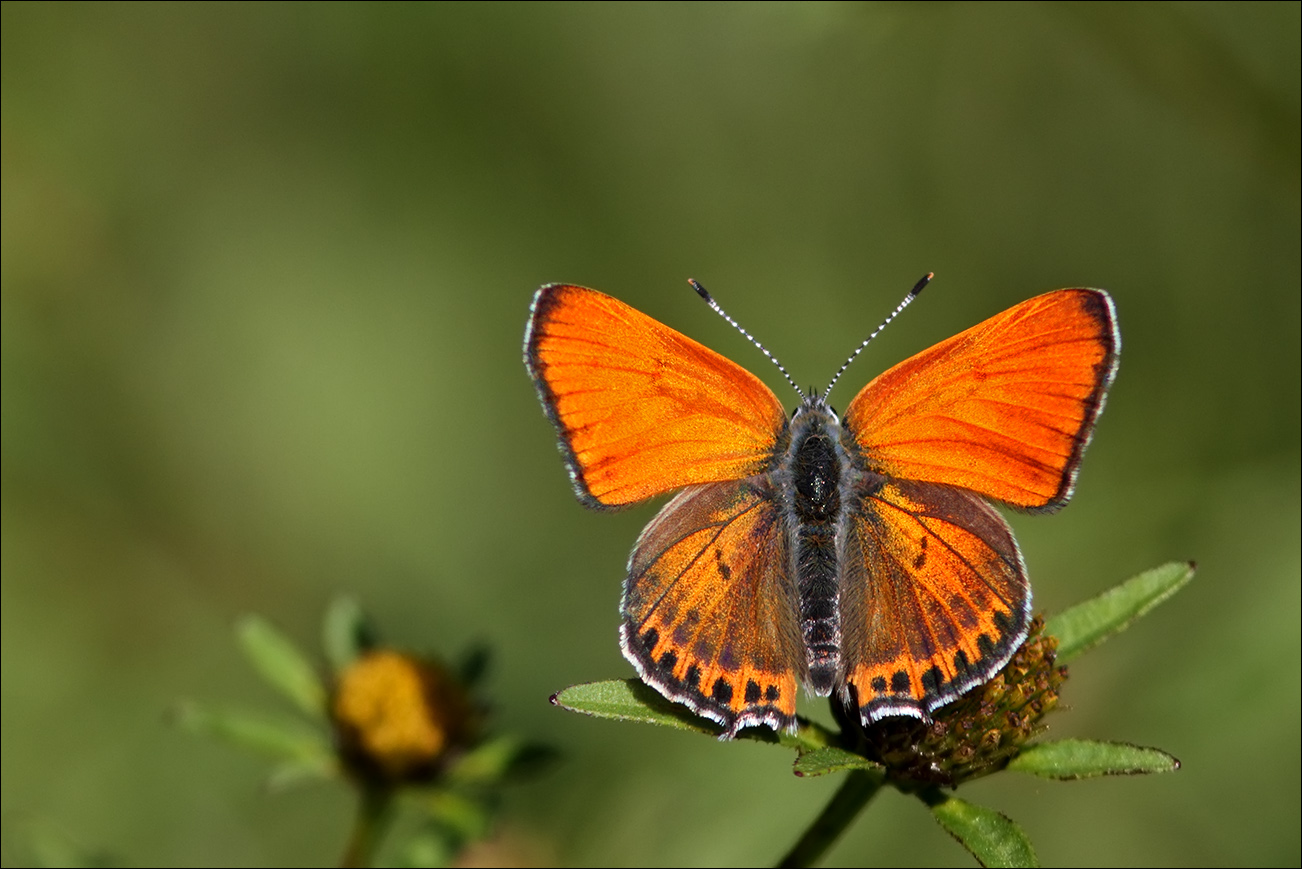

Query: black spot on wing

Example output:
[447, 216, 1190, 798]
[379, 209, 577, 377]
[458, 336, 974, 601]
[714, 548, 732, 581]
[952, 649, 970, 678]
[711, 678, 734, 704]
[640, 627, 659, 654]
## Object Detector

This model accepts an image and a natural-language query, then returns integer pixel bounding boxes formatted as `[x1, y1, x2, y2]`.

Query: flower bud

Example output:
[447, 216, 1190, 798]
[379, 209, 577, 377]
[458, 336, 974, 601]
[331, 650, 476, 784]
[845, 617, 1067, 788]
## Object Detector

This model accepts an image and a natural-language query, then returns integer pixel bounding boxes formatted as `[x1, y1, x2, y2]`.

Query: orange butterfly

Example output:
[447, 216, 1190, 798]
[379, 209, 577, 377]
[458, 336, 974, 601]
[524, 278, 1118, 736]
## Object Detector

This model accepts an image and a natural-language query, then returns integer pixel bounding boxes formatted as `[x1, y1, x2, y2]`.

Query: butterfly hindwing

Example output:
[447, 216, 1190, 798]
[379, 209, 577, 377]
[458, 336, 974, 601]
[843, 289, 1118, 511]
[840, 477, 1030, 723]
[525, 284, 788, 509]
[621, 478, 804, 735]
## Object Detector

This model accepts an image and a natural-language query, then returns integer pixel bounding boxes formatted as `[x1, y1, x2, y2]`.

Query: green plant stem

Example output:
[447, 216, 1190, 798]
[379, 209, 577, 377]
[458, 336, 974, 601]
[777, 770, 885, 868]
[341, 785, 393, 868]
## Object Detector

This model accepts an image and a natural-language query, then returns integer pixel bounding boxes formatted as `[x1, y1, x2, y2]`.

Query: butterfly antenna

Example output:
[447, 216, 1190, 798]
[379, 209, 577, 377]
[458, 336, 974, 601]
[822, 272, 933, 402]
[689, 279, 806, 400]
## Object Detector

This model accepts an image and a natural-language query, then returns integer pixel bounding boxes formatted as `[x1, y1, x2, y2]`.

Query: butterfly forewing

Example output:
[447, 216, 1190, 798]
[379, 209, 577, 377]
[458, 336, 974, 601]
[621, 478, 805, 734]
[525, 284, 788, 508]
[840, 479, 1030, 722]
[843, 289, 1118, 511]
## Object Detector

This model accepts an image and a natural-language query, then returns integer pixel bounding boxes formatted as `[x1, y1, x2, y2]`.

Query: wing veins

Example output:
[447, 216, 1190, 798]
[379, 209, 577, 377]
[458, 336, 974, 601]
[872, 456, 1054, 501]
[633, 496, 768, 633]
[874, 417, 1079, 455]
[864, 491, 1017, 610]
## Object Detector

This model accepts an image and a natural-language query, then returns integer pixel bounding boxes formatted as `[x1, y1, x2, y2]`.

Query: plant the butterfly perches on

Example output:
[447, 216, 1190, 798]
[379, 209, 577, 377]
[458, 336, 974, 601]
[554, 562, 1192, 867]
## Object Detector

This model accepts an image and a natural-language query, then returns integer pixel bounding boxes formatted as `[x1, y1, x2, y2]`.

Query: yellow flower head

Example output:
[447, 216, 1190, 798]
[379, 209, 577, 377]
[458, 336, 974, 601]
[332, 650, 476, 783]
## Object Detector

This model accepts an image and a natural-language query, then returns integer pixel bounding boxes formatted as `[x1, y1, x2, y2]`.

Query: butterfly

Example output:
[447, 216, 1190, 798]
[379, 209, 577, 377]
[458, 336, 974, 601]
[524, 277, 1118, 736]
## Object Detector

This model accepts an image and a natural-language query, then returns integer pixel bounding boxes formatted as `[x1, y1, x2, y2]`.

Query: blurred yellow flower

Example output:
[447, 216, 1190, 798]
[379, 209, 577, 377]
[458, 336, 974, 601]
[332, 649, 477, 783]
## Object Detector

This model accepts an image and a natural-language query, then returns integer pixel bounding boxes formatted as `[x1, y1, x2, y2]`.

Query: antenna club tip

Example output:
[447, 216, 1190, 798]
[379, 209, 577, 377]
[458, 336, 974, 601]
[688, 278, 712, 302]
[909, 272, 934, 297]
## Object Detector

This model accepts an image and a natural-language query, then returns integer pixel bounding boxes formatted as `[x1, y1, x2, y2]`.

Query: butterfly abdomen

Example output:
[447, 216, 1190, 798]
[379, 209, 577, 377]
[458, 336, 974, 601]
[787, 404, 845, 696]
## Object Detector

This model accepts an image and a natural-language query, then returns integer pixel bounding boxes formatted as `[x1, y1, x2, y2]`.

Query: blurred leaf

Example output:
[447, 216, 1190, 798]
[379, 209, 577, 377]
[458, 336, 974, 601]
[553, 679, 835, 752]
[924, 792, 1038, 868]
[1008, 739, 1180, 780]
[446, 735, 558, 786]
[264, 755, 339, 792]
[322, 596, 374, 673]
[236, 615, 327, 719]
[792, 746, 882, 778]
[396, 828, 455, 868]
[455, 642, 492, 689]
[425, 789, 492, 842]
[16, 821, 116, 868]
[174, 701, 332, 764]
[1046, 562, 1195, 663]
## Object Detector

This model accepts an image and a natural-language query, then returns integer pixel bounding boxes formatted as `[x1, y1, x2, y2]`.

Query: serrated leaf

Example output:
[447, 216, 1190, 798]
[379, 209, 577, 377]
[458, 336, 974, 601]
[552, 679, 834, 751]
[1046, 562, 1194, 663]
[786, 719, 841, 753]
[236, 615, 327, 718]
[175, 702, 333, 763]
[322, 596, 373, 673]
[1008, 739, 1180, 779]
[925, 792, 1038, 868]
[792, 746, 882, 777]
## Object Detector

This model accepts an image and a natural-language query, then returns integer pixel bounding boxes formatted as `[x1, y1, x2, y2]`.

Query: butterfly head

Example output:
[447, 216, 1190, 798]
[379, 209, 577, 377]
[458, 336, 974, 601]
[791, 389, 838, 425]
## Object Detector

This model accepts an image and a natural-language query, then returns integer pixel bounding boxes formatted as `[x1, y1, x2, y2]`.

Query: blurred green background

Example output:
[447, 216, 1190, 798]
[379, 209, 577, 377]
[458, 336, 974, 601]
[2, 2, 1298, 866]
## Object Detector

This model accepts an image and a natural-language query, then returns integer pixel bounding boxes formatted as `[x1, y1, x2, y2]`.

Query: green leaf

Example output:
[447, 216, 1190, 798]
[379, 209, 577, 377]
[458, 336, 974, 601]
[1046, 561, 1194, 663]
[396, 828, 456, 868]
[446, 735, 558, 786]
[174, 702, 333, 764]
[924, 792, 1038, 868]
[424, 789, 492, 841]
[16, 821, 116, 868]
[792, 746, 882, 777]
[236, 615, 327, 718]
[321, 596, 374, 673]
[455, 642, 493, 689]
[552, 679, 722, 734]
[264, 755, 339, 792]
[552, 679, 835, 751]
[1008, 739, 1180, 779]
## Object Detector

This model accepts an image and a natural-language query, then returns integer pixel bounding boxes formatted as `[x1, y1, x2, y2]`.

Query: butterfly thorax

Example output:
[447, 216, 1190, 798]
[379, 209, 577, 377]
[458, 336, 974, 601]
[783, 397, 856, 696]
